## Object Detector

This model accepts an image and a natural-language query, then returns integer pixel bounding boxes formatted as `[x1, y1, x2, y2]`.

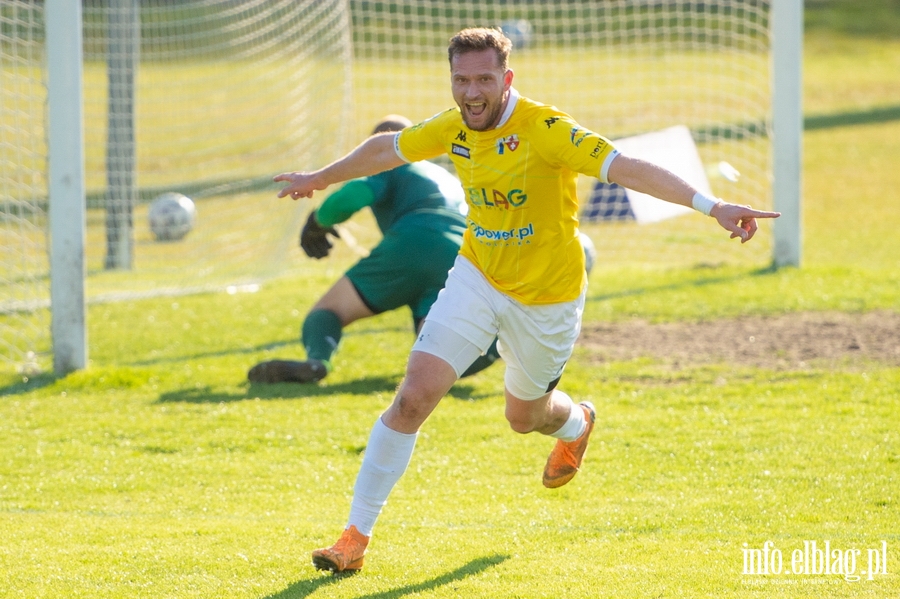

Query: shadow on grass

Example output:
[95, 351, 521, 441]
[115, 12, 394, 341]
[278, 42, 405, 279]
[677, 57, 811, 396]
[0, 371, 60, 397]
[127, 337, 301, 369]
[128, 325, 413, 370]
[154, 378, 490, 404]
[804, 104, 900, 130]
[156, 375, 400, 404]
[262, 553, 509, 599]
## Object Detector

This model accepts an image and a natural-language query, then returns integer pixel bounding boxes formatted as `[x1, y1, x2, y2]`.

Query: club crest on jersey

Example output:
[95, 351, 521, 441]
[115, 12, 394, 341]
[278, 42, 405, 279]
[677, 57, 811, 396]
[496, 134, 520, 155]
[570, 127, 589, 147]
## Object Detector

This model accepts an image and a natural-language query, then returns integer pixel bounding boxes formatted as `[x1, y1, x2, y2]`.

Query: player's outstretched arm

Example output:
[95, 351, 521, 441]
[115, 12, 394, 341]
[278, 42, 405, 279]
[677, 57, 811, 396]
[274, 132, 404, 200]
[607, 154, 780, 243]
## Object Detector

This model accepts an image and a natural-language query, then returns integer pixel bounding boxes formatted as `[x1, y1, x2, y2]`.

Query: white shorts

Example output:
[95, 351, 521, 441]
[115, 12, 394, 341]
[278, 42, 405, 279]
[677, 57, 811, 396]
[413, 256, 585, 400]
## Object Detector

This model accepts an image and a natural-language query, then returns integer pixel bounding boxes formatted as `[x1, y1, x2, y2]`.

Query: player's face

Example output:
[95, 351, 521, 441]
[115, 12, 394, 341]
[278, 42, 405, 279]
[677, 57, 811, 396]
[450, 49, 513, 131]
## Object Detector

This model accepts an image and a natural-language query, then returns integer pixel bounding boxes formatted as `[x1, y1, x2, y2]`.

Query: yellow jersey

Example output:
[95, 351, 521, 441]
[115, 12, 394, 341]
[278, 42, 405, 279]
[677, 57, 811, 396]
[395, 88, 619, 304]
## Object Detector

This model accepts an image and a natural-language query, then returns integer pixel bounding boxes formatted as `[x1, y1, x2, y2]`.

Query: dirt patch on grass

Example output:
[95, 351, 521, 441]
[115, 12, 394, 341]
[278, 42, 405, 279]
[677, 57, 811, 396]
[579, 311, 900, 370]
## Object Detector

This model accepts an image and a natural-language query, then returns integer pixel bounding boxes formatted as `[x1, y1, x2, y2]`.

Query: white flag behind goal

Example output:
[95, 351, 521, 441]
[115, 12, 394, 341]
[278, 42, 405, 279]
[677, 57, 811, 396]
[612, 125, 709, 225]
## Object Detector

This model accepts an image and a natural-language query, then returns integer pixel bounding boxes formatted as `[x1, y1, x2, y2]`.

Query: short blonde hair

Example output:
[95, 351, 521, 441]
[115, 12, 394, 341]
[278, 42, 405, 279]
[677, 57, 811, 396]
[448, 27, 512, 71]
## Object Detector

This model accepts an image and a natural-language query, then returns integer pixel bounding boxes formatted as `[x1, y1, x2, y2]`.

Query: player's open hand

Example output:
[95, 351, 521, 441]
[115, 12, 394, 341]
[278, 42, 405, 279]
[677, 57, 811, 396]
[710, 202, 781, 243]
[274, 171, 324, 200]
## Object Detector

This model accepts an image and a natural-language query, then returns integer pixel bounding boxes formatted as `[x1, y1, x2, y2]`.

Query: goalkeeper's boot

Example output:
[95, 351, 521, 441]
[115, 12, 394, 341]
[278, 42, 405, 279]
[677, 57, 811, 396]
[312, 525, 369, 575]
[542, 401, 596, 488]
[247, 359, 328, 384]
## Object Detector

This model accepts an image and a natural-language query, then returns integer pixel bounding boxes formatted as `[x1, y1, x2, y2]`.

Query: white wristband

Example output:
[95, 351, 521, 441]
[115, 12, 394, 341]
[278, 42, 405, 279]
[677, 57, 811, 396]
[691, 192, 719, 216]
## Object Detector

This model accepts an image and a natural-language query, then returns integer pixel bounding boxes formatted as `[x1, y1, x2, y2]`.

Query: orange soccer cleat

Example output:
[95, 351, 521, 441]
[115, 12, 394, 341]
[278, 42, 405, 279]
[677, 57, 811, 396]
[542, 402, 596, 489]
[311, 525, 369, 574]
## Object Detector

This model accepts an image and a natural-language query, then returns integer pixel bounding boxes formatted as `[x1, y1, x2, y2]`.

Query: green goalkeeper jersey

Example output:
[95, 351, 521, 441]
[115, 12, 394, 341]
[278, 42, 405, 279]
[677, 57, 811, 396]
[316, 161, 467, 234]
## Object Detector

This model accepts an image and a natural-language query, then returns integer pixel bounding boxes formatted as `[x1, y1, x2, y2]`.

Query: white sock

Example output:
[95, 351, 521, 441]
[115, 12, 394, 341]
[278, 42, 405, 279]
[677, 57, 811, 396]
[347, 417, 417, 537]
[549, 393, 586, 442]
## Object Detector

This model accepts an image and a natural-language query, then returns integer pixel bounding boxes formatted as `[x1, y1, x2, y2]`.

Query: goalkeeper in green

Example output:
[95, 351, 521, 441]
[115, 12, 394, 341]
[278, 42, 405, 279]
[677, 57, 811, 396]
[248, 115, 500, 384]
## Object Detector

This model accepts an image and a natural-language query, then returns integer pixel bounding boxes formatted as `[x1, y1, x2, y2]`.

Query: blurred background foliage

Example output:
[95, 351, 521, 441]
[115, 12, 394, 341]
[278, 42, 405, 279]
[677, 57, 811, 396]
[805, 0, 900, 37]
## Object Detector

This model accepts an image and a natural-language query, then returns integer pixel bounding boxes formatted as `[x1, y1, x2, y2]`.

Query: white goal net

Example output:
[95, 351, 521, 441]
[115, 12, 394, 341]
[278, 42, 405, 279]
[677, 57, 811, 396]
[2, 0, 353, 373]
[2, 0, 774, 374]
[2, 1, 49, 375]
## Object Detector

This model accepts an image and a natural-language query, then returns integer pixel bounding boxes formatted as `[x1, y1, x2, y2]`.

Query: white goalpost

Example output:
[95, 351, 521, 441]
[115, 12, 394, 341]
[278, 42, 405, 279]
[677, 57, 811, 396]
[46, 0, 87, 374]
[771, 0, 804, 268]
[1, 0, 800, 375]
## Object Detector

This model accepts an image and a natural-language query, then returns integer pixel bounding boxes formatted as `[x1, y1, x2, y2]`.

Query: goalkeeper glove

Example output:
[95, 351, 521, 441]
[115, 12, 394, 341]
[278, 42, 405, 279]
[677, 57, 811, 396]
[300, 210, 339, 259]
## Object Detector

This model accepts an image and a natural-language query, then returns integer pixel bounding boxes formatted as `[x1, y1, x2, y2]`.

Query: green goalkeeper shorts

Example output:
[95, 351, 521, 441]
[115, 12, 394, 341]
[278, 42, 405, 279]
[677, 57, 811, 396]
[345, 213, 465, 325]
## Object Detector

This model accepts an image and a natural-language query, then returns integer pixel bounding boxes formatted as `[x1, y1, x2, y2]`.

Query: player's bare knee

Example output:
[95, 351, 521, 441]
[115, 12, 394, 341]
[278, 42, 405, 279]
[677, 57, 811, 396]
[393, 392, 427, 421]
[505, 408, 539, 435]
[505, 388, 552, 434]
[507, 419, 536, 435]
[391, 377, 443, 424]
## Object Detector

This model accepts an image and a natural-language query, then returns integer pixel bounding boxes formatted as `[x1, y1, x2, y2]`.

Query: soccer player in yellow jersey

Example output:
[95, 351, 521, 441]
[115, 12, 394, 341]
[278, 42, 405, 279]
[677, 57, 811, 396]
[275, 27, 780, 575]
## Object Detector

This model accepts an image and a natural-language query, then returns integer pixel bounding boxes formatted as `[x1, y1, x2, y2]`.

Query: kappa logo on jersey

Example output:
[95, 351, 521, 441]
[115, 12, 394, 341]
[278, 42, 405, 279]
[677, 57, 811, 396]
[455, 130, 467, 142]
[544, 116, 560, 128]
[496, 134, 520, 155]
[570, 127, 589, 147]
[451, 143, 471, 159]
[467, 187, 527, 209]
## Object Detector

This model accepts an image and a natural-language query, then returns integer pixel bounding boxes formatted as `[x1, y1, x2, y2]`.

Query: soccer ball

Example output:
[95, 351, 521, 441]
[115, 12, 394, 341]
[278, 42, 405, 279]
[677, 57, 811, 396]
[148, 192, 196, 241]
[579, 232, 597, 275]
[500, 19, 533, 49]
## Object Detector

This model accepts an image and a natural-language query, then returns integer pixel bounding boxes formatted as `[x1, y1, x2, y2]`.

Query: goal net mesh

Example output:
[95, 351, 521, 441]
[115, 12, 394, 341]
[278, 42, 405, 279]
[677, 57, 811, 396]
[1, 0, 772, 374]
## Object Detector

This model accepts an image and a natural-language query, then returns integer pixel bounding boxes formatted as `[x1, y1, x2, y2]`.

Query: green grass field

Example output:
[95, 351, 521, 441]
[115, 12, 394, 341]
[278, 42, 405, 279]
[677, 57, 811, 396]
[2, 11, 900, 599]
